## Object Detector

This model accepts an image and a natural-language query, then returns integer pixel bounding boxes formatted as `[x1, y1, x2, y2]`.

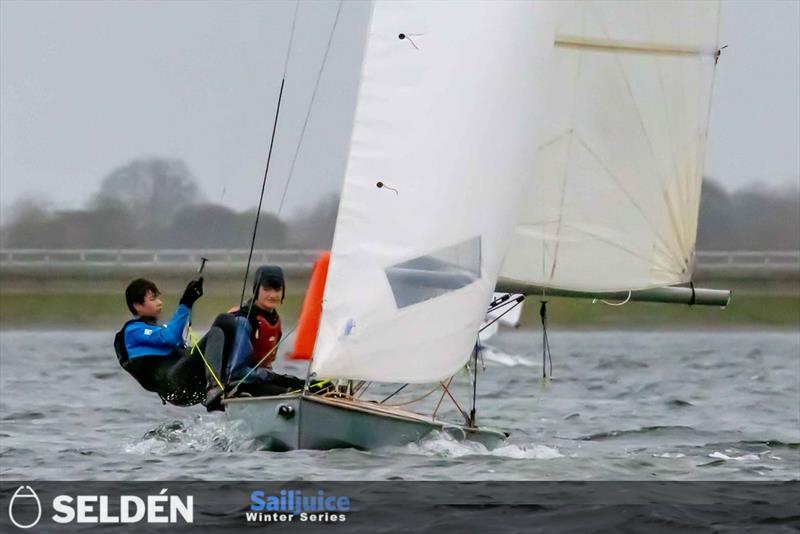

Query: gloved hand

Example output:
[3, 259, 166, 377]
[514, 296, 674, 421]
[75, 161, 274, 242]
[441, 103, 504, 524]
[180, 277, 204, 308]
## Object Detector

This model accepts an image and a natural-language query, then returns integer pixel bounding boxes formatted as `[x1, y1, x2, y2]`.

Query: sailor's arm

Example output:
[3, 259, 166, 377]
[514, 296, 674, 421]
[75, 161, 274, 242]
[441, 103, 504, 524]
[127, 305, 191, 348]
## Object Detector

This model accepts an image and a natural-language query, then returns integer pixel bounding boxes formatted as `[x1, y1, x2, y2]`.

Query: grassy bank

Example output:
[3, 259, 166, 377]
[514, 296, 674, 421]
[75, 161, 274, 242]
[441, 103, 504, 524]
[0, 271, 797, 330]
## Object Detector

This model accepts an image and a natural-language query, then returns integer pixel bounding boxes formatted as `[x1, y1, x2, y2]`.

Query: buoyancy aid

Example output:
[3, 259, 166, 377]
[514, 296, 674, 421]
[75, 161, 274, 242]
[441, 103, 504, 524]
[252, 314, 282, 367]
[113, 319, 168, 396]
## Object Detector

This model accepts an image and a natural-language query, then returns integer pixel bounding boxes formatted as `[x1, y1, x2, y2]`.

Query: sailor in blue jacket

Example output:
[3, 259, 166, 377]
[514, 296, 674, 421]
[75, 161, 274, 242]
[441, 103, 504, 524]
[114, 277, 233, 409]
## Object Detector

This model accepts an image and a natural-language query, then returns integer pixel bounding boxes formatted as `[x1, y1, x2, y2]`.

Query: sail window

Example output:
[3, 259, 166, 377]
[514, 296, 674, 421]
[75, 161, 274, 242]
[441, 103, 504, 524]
[385, 236, 482, 308]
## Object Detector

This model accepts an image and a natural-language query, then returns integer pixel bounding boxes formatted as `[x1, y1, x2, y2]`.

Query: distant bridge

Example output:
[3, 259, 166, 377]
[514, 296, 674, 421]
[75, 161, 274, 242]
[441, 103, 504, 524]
[0, 249, 797, 276]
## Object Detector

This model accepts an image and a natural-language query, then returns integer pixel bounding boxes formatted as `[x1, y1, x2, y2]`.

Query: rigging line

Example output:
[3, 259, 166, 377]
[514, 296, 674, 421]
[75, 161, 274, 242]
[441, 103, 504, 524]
[356, 381, 371, 398]
[282, 1, 301, 75]
[275, 0, 345, 219]
[593, 290, 632, 307]
[238, 5, 301, 308]
[440, 379, 470, 425]
[470, 341, 479, 426]
[480, 296, 525, 333]
[383, 384, 440, 407]
[540, 301, 553, 380]
[431, 376, 455, 421]
[489, 293, 511, 308]
[379, 383, 408, 404]
[227, 325, 297, 397]
[487, 294, 522, 315]
[239, 76, 286, 308]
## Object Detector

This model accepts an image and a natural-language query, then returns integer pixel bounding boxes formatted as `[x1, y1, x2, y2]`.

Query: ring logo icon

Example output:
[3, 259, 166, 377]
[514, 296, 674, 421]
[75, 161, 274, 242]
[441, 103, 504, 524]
[8, 486, 42, 529]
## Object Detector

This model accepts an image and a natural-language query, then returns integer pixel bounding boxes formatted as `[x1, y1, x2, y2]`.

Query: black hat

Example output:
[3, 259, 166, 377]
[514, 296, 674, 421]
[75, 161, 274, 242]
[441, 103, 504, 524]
[252, 265, 285, 302]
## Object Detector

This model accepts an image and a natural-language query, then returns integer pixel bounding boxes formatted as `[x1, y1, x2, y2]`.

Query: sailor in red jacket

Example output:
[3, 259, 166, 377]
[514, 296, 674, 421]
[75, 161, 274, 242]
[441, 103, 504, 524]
[226, 265, 333, 396]
[238, 265, 284, 369]
[227, 265, 309, 394]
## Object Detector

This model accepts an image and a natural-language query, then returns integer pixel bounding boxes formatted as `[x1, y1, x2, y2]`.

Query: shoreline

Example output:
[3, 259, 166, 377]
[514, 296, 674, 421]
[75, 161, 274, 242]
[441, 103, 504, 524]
[1, 274, 798, 331]
[1, 295, 797, 331]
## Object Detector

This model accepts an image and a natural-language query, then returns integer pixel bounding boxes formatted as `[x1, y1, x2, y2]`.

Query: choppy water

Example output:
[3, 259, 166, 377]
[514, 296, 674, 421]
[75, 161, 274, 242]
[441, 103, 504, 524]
[0, 329, 797, 480]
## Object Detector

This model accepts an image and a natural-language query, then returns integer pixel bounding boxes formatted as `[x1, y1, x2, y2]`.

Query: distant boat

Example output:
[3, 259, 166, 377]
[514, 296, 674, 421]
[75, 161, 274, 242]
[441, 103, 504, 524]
[225, 0, 729, 451]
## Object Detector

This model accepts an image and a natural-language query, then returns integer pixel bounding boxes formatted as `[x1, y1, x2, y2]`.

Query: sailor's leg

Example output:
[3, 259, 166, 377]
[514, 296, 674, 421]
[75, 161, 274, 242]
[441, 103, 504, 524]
[196, 326, 225, 387]
[162, 350, 206, 406]
[209, 313, 239, 383]
[260, 371, 306, 390]
[193, 326, 228, 411]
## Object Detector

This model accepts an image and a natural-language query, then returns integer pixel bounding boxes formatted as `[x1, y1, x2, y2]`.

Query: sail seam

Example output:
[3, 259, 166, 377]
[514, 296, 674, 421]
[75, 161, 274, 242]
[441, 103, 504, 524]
[572, 132, 675, 261]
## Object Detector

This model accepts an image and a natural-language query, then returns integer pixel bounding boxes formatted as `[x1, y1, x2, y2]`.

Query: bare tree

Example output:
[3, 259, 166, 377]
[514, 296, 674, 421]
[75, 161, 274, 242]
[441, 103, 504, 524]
[91, 157, 204, 228]
[285, 193, 340, 249]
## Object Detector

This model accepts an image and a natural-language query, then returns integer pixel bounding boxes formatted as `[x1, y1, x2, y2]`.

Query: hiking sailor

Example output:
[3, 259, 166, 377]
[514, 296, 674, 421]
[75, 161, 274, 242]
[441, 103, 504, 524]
[114, 277, 234, 411]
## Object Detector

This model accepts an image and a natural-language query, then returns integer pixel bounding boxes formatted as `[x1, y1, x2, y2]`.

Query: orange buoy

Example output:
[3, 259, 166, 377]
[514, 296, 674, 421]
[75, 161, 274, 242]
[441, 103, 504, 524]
[288, 251, 330, 360]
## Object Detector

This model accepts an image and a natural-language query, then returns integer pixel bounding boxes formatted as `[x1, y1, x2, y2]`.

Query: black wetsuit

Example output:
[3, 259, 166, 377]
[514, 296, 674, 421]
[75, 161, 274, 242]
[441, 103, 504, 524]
[115, 314, 239, 406]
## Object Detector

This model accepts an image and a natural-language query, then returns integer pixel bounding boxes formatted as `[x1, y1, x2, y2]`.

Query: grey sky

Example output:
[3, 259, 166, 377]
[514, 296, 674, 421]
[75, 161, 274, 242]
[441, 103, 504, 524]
[1, 0, 798, 218]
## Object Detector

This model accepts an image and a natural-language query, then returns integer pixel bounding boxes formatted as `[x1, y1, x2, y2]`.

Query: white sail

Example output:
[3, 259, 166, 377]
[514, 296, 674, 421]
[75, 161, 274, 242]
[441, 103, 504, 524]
[501, 0, 721, 292]
[310, 1, 556, 383]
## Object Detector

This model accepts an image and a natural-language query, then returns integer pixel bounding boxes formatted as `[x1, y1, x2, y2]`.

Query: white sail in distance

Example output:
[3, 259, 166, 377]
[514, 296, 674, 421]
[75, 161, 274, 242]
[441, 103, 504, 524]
[311, 1, 557, 383]
[501, 0, 721, 292]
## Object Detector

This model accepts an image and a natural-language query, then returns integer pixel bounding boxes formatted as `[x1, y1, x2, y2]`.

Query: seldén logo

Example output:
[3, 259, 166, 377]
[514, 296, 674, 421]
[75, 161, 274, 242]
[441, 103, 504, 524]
[7, 486, 193, 528]
[8, 486, 42, 529]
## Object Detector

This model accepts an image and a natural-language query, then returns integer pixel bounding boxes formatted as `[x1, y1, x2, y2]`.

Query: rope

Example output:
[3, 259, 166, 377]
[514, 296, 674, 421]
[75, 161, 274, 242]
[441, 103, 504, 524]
[188, 327, 225, 391]
[593, 290, 632, 307]
[431, 377, 454, 420]
[227, 325, 297, 397]
[439, 379, 470, 425]
[469, 341, 479, 426]
[379, 383, 407, 404]
[383, 384, 440, 407]
[480, 295, 525, 333]
[540, 301, 553, 381]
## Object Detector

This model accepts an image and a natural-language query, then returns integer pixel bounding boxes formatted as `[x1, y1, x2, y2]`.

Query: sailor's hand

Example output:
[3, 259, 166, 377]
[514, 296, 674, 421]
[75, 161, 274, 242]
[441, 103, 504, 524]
[180, 277, 204, 308]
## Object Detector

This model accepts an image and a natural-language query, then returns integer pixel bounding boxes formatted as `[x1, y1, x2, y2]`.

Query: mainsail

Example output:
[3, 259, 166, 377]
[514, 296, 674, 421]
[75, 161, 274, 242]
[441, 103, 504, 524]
[500, 0, 721, 292]
[310, 1, 557, 383]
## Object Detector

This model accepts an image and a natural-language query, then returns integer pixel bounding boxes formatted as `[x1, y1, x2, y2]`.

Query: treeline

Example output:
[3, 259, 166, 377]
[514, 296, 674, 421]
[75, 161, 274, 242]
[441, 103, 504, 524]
[0, 158, 338, 250]
[696, 179, 799, 251]
[1, 157, 798, 251]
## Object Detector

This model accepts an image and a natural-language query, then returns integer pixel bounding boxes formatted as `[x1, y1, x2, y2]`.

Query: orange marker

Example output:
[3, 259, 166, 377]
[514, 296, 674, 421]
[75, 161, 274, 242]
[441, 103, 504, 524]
[288, 251, 330, 360]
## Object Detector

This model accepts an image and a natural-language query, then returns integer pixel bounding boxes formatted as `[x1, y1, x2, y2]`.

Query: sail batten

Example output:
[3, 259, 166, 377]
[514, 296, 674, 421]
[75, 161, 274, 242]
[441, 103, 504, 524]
[554, 35, 717, 58]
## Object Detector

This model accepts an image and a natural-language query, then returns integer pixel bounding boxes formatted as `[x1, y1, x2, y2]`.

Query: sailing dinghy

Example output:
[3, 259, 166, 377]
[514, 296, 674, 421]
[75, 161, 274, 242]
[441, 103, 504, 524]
[225, 0, 729, 451]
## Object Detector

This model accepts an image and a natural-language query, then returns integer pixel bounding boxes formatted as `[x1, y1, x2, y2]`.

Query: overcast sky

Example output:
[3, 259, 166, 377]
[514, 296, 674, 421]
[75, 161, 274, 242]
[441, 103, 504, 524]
[1, 0, 799, 218]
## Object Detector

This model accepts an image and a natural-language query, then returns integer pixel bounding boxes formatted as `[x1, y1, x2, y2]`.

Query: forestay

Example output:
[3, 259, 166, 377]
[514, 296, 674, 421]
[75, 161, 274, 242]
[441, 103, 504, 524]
[311, 1, 556, 383]
[501, 0, 721, 292]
